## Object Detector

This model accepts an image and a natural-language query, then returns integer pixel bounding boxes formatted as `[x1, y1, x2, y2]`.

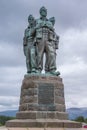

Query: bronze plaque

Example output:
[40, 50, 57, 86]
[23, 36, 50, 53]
[38, 83, 54, 104]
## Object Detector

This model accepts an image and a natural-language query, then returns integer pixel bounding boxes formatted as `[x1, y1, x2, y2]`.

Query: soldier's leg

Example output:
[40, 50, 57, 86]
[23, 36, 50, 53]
[25, 46, 31, 73]
[45, 41, 56, 71]
[36, 39, 44, 72]
[30, 46, 37, 73]
[45, 41, 60, 76]
[45, 52, 49, 72]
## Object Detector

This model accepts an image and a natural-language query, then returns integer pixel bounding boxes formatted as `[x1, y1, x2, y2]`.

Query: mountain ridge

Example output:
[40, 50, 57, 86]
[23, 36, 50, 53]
[67, 107, 87, 119]
[0, 110, 18, 117]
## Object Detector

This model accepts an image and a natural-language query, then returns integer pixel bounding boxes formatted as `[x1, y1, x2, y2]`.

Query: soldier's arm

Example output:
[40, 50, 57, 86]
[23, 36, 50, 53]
[55, 34, 59, 49]
[30, 27, 36, 37]
[29, 20, 36, 37]
[23, 30, 27, 56]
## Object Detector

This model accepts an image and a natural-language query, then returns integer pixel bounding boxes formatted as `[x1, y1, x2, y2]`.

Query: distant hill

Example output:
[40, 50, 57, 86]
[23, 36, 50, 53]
[67, 107, 87, 119]
[0, 110, 17, 117]
[0, 108, 87, 119]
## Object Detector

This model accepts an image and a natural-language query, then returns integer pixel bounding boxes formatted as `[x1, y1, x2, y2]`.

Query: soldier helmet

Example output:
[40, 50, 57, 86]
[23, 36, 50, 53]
[39, 6, 47, 16]
[28, 14, 34, 22]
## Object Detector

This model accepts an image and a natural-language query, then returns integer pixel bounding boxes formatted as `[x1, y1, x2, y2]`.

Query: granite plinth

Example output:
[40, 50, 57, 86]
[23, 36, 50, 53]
[6, 119, 82, 128]
[19, 75, 66, 112]
[6, 75, 82, 128]
[16, 111, 68, 120]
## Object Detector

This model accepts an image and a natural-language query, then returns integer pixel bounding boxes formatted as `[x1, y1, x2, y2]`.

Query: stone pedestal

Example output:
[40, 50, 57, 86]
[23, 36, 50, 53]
[6, 75, 82, 128]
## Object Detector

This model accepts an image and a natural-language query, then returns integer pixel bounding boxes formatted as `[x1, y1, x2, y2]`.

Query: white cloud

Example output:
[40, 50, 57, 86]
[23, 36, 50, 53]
[0, 96, 19, 112]
[59, 57, 87, 77]
[56, 28, 87, 108]
[0, 41, 25, 67]
[57, 28, 87, 65]
[66, 95, 87, 108]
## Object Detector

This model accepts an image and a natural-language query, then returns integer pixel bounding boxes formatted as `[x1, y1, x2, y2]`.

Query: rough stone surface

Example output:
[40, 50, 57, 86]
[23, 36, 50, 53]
[19, 75, 66, 112]
[0, 127, 85, 130]
[6, 119, 82, 128]
[16, 111, 68, 119]
[6, 75, 82, 128]
[55, 104, 65, 111]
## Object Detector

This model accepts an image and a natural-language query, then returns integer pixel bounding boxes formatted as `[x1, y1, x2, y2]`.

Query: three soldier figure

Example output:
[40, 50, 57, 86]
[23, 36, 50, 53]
[23, 6, 60, 76]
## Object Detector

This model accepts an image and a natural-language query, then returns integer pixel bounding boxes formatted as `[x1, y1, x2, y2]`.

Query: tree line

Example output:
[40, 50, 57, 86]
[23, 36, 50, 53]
[0, 116, 15, 126]
[74, 116, 87, 123]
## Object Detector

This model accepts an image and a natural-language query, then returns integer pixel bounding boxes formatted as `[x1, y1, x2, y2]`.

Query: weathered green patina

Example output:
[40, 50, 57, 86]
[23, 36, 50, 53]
[23, 15, 37, 74]
[23, 7, 60, 76]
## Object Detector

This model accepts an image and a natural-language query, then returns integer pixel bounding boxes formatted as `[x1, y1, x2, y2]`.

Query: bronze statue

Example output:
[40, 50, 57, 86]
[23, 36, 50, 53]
[23, 15, 37, 73]
[23, 7, 60, 76]
[45, 17, 59, 75]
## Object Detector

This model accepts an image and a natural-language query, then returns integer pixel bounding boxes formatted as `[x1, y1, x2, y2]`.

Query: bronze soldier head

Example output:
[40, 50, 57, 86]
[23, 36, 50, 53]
[39, 6, 47, 18]
[28, 14, 35, 26]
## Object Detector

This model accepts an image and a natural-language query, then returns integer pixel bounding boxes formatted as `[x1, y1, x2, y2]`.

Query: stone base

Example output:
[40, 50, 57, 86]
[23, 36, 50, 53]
[19, 75, 67, 112]
[6, 75, 82, 128]
[16, 111, 68, 120]
[6, 119, 82, 128]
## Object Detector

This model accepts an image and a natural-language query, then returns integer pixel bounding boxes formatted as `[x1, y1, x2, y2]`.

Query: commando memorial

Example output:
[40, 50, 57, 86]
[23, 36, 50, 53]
[6, 7, 82, 128]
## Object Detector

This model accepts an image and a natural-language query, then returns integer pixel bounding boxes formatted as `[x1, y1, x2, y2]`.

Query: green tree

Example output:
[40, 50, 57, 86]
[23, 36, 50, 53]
[85, 118, 87, 123]
[0, 116, 15, 126]
[75, 116, 85, 122]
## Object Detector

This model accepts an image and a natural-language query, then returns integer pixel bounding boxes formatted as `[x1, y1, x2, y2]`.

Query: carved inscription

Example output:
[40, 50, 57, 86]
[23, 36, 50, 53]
[38, 83, 54, 104]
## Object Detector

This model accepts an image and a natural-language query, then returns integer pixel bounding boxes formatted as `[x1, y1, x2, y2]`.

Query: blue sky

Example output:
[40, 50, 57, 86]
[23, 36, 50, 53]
[0, 0, 87, 111]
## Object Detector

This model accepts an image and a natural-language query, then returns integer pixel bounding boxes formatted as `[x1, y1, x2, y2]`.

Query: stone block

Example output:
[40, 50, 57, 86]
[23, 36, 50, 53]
[63, 121, 82, 128]
[28, 88, 38, 95]
[37, 105, 48, 111]
[16, 111, 36, 119]
[27, 104, 38, 111]
[37, 104, 56, 111]
[21, 88, 38, 97]
[21, 95, 38, 104]
[36, 112, 47, 119]
[55, 88, 64, 97]
[55, 112, 68, 120]
[21, 88, 28, 97]
[46, 121, 63, 128]
[6, 119, 82, 128]
[55, 104, 65, 112]
[47, 112, 55, 119]
[19, 104, 28, 111]
[22, 80, 36, 89]
[54, 82, 64, 89]
[55, 96, 65, 104]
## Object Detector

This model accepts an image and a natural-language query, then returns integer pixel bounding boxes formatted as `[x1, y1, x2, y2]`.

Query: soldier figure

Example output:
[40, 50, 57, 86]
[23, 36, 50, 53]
[23, 7, 60, 76]
[23, 15, 37, 74]
[35, 6, 60, 75]
[45, 17, 59, 74]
